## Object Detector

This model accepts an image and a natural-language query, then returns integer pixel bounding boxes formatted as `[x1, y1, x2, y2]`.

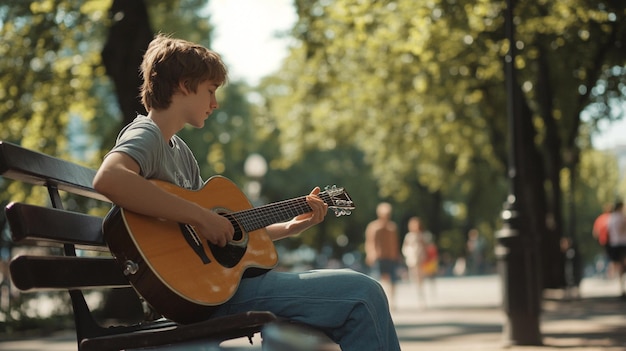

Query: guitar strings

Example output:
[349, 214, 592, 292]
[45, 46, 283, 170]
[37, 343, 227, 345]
[233, 192, 334, 232]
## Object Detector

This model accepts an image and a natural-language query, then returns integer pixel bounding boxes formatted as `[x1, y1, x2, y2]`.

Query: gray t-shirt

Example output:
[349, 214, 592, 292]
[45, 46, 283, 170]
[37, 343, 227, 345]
[107, 115, 203, 190]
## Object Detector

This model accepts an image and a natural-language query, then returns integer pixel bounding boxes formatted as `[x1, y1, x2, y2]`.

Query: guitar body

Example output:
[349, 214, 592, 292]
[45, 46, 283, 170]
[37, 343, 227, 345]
[104, 176, 278, 324]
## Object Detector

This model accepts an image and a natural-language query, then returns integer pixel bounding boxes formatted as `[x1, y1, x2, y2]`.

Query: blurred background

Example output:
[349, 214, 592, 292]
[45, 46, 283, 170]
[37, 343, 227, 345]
[0, 0, 625, 337]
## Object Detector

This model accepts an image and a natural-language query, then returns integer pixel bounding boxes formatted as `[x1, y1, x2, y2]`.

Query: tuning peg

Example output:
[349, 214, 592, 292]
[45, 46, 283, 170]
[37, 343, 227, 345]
[335, 200, 353, 207]
[332, 208, 352, 217]
[325, 185, 342, 195]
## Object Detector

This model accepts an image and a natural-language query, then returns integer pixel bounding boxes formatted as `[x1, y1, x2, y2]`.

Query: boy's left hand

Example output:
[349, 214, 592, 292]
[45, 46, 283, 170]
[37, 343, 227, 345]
[299, 187, 328, 225]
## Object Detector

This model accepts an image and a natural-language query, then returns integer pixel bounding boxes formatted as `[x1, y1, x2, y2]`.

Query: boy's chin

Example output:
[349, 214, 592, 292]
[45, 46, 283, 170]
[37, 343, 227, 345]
[190, 120, 206, 128]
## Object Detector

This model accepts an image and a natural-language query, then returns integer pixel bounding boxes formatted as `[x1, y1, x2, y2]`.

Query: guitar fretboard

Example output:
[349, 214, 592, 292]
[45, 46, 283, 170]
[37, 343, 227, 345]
[231, 192, 333, 232]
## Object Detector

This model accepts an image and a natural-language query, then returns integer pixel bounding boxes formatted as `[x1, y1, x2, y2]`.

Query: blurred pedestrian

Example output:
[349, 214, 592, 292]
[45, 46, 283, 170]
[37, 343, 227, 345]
[466, 228, 486, 275]
[560, 236, 581, 299]
[421, 231, 439, 296]
[592, 203, 613, 277]
[402, 217, 431, 307]
[365, 202, 400, 308]
[607, 201, 626, 298]
[593, 203, 613, 247]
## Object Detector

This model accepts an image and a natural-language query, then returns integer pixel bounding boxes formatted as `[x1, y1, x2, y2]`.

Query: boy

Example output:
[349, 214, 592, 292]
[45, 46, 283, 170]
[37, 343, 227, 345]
[93, 34, 400, 351]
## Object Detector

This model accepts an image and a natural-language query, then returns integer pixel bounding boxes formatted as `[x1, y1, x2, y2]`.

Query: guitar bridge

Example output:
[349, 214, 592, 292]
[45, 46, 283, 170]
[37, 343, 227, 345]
[179, 223, 211, 264]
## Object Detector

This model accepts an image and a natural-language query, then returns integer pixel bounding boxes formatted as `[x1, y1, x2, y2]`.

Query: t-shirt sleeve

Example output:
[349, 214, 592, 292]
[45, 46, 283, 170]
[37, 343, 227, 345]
[107, 123, 163, 178]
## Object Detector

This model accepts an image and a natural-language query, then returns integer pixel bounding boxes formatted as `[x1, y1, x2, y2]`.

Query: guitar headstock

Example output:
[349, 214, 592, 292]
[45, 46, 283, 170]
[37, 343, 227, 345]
[322, 185, 355, 217]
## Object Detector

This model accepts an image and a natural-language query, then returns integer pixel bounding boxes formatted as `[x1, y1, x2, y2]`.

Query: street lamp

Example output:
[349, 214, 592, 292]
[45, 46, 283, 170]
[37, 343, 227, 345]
[244, 153, 268, 204]
[495, 0, 543, 345]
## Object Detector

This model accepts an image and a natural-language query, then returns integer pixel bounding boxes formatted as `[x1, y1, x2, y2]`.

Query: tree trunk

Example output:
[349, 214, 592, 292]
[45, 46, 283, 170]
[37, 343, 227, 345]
[514, 81, 545, 303]
[536, 45, 566, 289]
[102, 0, 153, 127]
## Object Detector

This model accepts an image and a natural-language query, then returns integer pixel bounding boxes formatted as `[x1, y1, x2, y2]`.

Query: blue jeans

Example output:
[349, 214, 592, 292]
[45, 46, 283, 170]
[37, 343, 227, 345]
[211, 268, 401, 351]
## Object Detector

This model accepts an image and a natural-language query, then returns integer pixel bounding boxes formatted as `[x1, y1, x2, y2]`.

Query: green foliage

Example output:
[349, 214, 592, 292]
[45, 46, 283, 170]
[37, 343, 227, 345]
[0, 0, 111, 157]
[578, 149, 621, 204]
[274, 0, 508, 198]
[148, 0, 214, 47]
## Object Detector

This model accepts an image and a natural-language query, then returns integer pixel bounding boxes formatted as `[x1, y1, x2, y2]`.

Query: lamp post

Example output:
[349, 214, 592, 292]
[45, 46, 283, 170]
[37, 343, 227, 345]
[494, 0, 543, 345]
[244, 153, 268, 205]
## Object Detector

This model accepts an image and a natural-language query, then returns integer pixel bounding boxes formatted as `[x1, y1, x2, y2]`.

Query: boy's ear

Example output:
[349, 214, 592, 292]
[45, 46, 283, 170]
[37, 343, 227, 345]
[178, 80, 190, 95]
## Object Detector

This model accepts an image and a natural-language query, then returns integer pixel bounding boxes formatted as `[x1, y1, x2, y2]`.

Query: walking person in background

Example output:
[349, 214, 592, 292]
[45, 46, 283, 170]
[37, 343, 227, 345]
[466, 228, 486, 275]
[607, 201, 626, 299]
[593, 203, 613, 277]
[402, 216, 432, 308]
[365, 202, 400, 309]
[594, 203, 613, 247]
[421, 230, 439, 299]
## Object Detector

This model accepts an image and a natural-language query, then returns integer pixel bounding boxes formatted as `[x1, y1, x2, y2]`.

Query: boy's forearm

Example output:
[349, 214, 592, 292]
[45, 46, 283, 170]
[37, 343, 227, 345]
[265, 223, 292, 241]
[265, 217, 313, 241]
[95, 168, 203, 226]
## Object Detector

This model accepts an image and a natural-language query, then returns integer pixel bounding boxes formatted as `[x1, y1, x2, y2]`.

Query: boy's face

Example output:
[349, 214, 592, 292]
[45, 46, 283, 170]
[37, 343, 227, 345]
[180, 79, 221, 128]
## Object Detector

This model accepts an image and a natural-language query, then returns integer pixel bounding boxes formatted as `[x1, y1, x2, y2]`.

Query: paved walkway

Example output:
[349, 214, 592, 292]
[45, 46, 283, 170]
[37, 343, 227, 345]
[1, 275, 625, 350]
[387, 275, 626, 350]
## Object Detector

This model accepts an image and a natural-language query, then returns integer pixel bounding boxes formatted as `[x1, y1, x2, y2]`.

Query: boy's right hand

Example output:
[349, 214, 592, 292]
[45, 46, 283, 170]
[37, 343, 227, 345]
[194, 209, 234, 247]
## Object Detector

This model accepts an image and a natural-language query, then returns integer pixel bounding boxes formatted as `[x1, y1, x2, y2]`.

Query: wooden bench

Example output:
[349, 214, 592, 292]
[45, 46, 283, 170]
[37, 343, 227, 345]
[0, 141, 278, 350]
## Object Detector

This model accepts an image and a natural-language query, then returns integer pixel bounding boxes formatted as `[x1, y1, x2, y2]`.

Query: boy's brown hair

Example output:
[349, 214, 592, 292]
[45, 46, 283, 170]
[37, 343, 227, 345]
[139, 34, 228, 111]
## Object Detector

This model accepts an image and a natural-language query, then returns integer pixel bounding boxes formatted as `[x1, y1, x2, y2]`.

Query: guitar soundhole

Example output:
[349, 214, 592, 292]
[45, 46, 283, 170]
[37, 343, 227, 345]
[208, 213, 247, 268]
[228, 216, 244, 242]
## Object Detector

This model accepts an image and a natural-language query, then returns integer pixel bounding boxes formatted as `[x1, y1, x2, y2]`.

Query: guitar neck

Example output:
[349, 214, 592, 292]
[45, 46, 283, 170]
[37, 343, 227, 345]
[231, 192, 333, 232]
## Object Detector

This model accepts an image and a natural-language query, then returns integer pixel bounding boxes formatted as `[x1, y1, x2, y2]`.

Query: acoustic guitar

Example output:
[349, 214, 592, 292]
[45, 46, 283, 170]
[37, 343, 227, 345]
[103, 175, 354, 324]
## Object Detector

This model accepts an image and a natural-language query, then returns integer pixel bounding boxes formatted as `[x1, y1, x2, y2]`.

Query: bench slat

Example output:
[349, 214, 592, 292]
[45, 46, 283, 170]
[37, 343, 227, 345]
[6, 202, 106, 247]
[0, 141, 108, 202]
[9, 255, 130, 291]
[80, 311, 278, 351]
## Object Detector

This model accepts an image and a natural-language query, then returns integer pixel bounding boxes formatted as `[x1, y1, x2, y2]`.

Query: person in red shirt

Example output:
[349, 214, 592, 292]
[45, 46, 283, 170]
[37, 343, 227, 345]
[593, 204, 613, 278]
[593, 203, 613, 246]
